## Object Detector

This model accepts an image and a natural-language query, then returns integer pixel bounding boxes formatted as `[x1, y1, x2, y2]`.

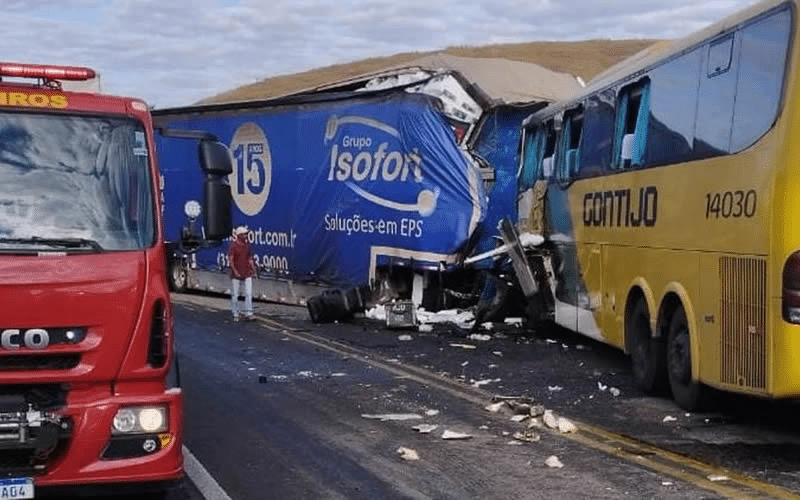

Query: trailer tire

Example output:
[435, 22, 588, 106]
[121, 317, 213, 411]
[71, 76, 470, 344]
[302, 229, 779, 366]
[169, 259, 187, 292]
[628, 299, 668, 394]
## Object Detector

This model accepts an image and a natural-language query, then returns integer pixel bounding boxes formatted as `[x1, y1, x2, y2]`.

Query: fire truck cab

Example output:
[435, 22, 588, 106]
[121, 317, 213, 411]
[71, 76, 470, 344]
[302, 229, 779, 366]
[0, 62, 231, 498]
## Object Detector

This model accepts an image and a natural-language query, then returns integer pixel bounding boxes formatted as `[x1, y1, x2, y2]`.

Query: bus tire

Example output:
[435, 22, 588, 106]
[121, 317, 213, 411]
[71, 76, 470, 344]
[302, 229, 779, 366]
[169, 259, 187, 292]
[628, 299, 668, 394]
[666, 305, 709, 411]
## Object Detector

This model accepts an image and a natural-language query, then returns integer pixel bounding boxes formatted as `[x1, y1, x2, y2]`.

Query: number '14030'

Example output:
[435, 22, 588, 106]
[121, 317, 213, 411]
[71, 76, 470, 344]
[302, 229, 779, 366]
[705, 190, 757, 218]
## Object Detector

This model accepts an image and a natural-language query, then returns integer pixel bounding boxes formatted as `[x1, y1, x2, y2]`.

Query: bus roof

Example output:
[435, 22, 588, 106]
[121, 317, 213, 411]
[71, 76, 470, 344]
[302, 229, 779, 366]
[526, 0, 791, 123]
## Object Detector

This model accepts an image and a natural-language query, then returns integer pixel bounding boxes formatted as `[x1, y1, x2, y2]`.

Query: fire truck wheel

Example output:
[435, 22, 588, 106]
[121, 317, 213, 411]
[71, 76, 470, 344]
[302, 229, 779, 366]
[169, 259, 187, 292]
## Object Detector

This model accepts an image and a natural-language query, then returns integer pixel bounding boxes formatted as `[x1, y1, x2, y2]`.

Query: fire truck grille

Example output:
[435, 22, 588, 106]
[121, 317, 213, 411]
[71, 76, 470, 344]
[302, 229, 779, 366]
[0, 354, 80, 371]
[0, 449, 44, 476]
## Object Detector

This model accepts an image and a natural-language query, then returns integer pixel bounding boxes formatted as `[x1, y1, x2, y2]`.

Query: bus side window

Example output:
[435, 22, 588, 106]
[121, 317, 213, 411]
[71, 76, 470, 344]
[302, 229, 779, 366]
[578, 90, 615, 178]
[518, 125, 544, 192]
[541, 122, 557, 179]
[614, 79, 650, 169]
[695, 34, 737, 157]
[731, 6, 791, 152]
[556, 108, 583, 181]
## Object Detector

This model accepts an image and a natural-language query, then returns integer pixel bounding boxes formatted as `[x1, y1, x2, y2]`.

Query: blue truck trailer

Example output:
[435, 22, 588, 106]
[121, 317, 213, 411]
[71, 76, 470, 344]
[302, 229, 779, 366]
[153, 90, 489, 307]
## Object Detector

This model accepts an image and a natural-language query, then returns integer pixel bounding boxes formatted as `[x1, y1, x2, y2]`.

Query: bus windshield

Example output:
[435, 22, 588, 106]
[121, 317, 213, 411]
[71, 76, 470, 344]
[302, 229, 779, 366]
[0, 112, 155, 251]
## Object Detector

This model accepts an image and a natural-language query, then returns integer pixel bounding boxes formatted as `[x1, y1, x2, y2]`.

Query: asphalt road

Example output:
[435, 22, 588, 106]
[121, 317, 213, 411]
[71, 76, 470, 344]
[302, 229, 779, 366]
[172, 293, 766, 499]
[41, 291, 800, 499]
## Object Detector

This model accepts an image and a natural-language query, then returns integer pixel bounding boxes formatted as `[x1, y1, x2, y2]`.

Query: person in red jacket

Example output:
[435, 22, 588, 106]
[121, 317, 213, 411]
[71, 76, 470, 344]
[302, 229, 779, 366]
[228, 226, 257, 321]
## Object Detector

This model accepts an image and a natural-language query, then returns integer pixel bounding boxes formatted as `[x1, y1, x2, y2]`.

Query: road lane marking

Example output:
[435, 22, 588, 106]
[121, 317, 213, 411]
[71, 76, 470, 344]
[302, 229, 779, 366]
[183, 445, 233, 500]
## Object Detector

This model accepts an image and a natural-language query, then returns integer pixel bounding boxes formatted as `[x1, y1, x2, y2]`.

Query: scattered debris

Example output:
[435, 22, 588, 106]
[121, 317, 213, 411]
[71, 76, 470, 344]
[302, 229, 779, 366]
[418, 324, 433, 333]
[492, 351, 503, 357]
[542, 410, 558, 429]
[545, 456, 564, 468]
[468, 333, 492, 341]
[547, 386, 563, 392]
[461, 361, 470, 367]
[485, 401, 506, 413]
[528, 404, 546, 417]
[662, 416, 677, 423]
[397, 334, 413, 341]
[513, 430, 541, 442]
[557, 418, 577, 433]
[471, 378, 501, 388]
[708, 475, 729, 482]
[450, 343, 477, 349]
[597, 381, 608, 391]
[361, 414, 423, 421]
[425, 409, 440, 416]
[609, 387, 621, 397]
[397, 447, 420, 461]
[441, 430, 472, 440]
[504, 317, 523, 326]
[510, 414, 527, 423]
[412, 424, 439, 434]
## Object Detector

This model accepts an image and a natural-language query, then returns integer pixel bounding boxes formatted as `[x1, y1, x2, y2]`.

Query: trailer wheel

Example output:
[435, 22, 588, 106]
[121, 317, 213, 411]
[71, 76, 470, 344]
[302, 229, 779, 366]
[628, 299, 667, 394]
[169, 259, 187, 292]
[666, 305, 710, 411]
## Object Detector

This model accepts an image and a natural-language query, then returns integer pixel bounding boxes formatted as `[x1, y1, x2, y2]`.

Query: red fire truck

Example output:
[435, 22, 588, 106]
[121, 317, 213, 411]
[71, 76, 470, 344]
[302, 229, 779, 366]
[0, 63, 231, 498]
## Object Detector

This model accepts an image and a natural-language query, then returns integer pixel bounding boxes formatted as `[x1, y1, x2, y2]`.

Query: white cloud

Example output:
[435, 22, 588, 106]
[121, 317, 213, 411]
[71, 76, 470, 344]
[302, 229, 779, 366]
[0, 0, 756, 107]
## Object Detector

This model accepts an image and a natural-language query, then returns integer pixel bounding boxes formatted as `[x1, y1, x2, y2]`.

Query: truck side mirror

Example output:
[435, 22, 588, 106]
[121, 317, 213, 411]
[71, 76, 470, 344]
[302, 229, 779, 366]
[199, 140, 233, 176]
[197, 140, 233, 240]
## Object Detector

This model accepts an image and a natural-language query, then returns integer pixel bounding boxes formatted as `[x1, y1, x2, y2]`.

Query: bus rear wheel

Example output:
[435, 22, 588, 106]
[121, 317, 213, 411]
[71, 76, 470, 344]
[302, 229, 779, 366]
[628, 299, 667, 394]
[666, 305, 709, 411]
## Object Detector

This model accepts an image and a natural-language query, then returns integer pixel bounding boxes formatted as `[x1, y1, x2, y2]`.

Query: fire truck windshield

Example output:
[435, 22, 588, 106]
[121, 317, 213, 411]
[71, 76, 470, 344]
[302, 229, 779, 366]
[0, 111, 155, 251]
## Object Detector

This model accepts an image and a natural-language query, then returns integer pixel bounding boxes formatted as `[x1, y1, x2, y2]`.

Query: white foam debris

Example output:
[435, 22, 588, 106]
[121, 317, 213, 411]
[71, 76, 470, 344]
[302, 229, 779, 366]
[450, 343, 477, 349]
[545, 456, 564, 468]
[485, 402, 506, 413]
[441, 430, 472, 440]
[412, 424, 438, 434]
[366, 305, 387, 320]
[418, 324, 433, 332]
[361, 414, 423, 421]
[557, 418, 577, 433]
[543, 410, 558, 429]
[425, 409, 440, 416]
[662, 416, 677, 423]
[471, 378, 501, 388]
[468, 333, 491, 341]
[397, 447, 420, 461]
[609, 387, 621, 397]
[504, 317, 523, 326]
[398, 334, 413, 341]
[513, 430, 541, 442]
[708, 475, 729, 482]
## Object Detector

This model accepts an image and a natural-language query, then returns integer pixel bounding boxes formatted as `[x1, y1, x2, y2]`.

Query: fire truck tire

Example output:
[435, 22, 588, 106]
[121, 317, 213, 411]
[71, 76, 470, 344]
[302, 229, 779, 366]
[169, 259, 187, 292]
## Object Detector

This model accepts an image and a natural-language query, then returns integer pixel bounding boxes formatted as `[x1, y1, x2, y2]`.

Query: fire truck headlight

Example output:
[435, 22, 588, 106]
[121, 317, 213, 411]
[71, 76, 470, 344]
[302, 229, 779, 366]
[139, 408, 165, 432]
[112, 406, 168, 434]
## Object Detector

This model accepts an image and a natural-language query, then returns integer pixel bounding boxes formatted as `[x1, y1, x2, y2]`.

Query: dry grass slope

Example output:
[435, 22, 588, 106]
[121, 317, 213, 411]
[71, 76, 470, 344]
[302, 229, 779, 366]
[198, 39, 659, 105]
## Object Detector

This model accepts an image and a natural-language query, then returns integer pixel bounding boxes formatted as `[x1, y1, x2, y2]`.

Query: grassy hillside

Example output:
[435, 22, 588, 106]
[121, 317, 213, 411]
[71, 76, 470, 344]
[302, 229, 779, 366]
[199, 39, 659, 105]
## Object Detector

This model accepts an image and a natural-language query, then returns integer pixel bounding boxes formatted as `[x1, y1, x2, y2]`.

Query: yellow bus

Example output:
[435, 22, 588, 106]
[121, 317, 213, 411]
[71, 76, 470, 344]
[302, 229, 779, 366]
[517, 0, 797, 410]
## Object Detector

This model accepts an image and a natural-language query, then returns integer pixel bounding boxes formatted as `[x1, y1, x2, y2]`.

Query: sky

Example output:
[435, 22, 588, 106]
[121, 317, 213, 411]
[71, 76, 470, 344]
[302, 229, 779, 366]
[3, 0, 758, 109]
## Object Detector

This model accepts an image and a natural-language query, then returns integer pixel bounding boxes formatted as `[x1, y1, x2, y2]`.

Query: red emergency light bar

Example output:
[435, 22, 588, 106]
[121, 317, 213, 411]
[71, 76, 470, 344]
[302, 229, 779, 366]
[0, 62, 96, 81]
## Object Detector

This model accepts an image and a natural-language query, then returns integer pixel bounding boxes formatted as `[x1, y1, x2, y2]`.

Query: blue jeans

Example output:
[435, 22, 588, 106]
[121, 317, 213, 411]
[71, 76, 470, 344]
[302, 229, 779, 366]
[231, 277, 253, 318]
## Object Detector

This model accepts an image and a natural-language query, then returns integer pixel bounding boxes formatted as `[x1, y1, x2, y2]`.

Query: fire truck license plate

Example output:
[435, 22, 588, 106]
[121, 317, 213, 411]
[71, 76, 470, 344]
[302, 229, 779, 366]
[0, 478, 34, 499]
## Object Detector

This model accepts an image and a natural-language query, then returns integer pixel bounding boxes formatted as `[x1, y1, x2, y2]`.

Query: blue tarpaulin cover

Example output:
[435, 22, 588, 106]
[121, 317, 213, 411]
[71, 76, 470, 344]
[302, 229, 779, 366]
[155, 92, 486, 287]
